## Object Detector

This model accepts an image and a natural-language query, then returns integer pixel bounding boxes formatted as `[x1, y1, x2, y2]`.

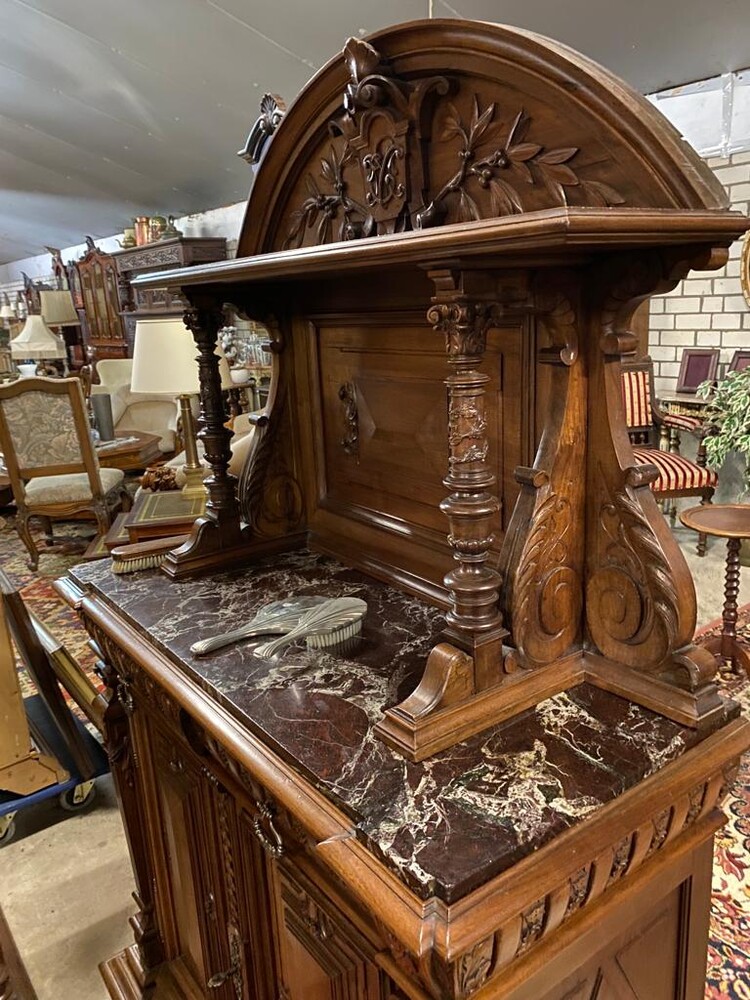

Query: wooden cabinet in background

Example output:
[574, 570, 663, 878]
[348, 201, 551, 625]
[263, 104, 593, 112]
[112, 238, 226, 352]
[68, 244, 129, 360]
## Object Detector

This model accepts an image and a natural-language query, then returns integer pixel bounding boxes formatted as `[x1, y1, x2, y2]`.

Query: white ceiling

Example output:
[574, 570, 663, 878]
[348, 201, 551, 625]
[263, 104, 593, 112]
[2, 0, 750, 265]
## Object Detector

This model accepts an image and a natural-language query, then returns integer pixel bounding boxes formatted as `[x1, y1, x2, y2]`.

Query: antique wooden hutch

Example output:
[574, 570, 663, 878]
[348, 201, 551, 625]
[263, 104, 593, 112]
[59, 19, 750, 1000]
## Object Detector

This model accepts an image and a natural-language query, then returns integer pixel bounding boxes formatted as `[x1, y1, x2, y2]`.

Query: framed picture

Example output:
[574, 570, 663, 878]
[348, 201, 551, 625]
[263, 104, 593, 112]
[728, 349, 750, 373]
[676, 347, 720, 394]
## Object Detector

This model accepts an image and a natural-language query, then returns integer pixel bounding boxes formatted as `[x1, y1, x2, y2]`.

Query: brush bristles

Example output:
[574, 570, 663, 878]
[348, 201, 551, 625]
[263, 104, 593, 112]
[112, 552, 168, 574]
[305, 619, 363, 649]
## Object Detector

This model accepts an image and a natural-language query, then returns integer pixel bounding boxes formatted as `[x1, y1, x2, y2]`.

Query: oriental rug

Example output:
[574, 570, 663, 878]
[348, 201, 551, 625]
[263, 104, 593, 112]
[0, 511, 749, 996]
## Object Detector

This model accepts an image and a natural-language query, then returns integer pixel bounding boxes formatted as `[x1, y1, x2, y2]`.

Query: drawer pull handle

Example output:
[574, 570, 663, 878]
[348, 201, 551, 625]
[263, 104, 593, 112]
[207, 963, 238, 989]
[252, 801, 285, 858]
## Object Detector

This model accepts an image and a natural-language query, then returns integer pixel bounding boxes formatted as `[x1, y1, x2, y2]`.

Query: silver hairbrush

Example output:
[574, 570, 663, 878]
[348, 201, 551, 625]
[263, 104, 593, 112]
[190, 596, 328, 656]
[253, 597, 367, 658]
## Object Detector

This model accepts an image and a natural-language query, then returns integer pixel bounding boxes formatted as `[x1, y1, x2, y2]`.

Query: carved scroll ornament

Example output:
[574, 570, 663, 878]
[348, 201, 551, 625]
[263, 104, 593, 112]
[587, 465, 678, 669]
[238, 93, 286, 165]
[584, 250, 725, 696]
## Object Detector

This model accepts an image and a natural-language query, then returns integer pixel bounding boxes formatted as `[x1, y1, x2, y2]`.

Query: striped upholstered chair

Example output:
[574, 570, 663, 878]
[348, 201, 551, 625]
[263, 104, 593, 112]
[621, 358, 716, 555]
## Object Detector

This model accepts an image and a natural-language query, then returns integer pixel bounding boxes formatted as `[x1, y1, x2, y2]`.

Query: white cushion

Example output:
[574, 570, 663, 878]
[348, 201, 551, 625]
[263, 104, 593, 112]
[25, 467, 124, 505]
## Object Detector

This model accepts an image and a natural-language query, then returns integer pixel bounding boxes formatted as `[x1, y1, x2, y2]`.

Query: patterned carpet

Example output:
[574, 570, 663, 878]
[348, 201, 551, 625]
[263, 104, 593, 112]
[1, 509, 749, 995]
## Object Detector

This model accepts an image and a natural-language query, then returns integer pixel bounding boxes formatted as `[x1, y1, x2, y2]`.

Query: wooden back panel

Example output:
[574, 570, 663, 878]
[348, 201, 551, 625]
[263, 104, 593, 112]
[291, 303, 537, 602]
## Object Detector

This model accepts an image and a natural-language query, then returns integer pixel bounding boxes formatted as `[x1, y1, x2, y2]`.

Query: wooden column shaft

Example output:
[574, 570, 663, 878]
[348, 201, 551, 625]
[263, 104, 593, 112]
[426, 276, 506, 686]
[183, 302, 241, 527]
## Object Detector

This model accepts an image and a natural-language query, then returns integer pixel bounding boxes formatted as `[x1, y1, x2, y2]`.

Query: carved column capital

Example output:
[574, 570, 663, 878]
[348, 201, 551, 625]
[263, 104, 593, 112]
[426, 299, 500, 360]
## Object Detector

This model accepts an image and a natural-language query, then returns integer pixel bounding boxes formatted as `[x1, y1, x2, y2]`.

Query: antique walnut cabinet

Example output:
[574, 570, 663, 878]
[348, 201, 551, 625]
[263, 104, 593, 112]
[58, 19, 750, 1000]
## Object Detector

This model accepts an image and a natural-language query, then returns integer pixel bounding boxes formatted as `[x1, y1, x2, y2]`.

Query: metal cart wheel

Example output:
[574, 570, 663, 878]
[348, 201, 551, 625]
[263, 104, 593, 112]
[59, 779, 96, 813]
[0, 813, 17, 847]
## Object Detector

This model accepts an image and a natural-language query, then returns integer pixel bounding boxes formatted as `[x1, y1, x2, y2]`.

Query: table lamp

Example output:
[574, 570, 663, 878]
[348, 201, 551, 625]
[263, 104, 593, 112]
[10, 313, 67, 375]
[0, 294, 15, 322]
[131, 317, 205, 498]
[0, 294, 15, 347]
[39, 289, 80, 330]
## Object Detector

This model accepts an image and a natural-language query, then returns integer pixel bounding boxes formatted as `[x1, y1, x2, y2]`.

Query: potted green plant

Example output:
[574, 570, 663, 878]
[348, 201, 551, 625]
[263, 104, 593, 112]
[698, 367, 750, 561]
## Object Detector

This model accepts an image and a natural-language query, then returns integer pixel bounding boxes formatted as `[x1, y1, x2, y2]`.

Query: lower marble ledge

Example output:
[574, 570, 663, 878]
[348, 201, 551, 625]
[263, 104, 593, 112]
[68, 550, 735, 904]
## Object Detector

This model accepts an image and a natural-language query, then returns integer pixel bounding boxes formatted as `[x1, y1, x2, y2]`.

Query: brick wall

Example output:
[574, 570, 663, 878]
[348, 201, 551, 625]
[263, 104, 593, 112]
[650, 150, 750, 395]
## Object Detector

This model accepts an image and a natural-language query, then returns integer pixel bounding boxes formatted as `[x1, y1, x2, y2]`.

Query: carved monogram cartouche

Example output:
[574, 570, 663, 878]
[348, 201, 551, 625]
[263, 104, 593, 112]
[284, 38, 625, 248]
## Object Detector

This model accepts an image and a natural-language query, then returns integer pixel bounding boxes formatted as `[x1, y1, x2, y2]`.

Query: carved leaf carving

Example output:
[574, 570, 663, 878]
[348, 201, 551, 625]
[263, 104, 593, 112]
[456, 937, 494, 997]
[283, 40, 626, 249]
[587, 477, 679, 668]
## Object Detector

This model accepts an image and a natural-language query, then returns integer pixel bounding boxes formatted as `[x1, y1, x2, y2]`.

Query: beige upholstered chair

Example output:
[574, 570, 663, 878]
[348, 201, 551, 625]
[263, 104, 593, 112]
[0, 377, 131, 569]
[92, 358, 179, 452]
[621, 358, 715, 555]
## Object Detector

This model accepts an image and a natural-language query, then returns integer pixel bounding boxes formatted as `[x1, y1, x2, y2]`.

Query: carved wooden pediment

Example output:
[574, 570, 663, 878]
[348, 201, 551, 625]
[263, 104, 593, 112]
[239, 21, 728, 256]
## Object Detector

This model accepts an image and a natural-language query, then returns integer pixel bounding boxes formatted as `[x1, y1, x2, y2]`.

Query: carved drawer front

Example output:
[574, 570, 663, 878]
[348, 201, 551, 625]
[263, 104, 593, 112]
[270, 861, 391, 1000]
[150, 724, 240, 999]
[315, 320, 532, 541]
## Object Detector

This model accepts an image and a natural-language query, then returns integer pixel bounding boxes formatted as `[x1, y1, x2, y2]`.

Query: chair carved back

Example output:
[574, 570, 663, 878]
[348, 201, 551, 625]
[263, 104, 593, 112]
[0, 377, 101, 500]
[621, 357, 659, 446]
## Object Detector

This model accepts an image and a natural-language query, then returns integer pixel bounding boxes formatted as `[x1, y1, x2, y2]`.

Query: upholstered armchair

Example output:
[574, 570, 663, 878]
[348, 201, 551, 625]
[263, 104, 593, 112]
[0, 377, 131, 570]
[621, 357, 716, 555]
[92, 359, 179, 452]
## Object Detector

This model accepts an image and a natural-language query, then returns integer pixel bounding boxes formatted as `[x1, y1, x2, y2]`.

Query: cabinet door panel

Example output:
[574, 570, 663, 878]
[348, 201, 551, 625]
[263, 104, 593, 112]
[269, 860, 388, 1000]
[150, 726, 236, 999]
[235, 808, 281, 1000]
[316, 320, 530, 542]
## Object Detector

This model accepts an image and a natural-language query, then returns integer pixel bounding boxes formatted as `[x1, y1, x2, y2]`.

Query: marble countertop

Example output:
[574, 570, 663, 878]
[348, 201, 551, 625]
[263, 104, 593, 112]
[69, 551, 724, 903]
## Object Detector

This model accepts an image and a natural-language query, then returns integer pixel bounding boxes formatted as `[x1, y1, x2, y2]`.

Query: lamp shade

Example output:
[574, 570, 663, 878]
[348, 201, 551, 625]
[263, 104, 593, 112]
[131, 318, 200, 395]
[0, 304, 15, 320]
[10, 315, 67, 359]
[39, 289, 80, 326]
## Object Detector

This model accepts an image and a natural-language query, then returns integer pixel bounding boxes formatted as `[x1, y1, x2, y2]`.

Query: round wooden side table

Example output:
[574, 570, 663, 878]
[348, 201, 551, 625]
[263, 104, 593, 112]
[680, 504, 750, 676]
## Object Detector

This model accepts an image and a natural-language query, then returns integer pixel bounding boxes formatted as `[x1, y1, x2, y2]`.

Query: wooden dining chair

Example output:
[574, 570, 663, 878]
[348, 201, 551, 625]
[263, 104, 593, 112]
[621, 357, 716, 555]
[0, 376, 131, 569]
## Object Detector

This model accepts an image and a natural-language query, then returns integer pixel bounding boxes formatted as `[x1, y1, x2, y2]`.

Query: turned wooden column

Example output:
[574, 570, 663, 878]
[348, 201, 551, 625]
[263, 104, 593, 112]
[161, 296, 248, 578]
[427, 270, 505, 688]
[182, 300, 241, 528]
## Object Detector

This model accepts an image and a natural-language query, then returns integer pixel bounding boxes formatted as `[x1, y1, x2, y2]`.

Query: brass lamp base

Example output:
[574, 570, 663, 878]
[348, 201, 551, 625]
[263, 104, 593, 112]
[178, 394, 207, 499]
[181, 464, 207, 499]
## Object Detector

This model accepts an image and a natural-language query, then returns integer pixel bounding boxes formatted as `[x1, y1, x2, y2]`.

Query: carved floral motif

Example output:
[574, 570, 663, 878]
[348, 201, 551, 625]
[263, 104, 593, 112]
[456, 937, 494, 997]
[607, 835, 633, 884]
[284, 38, 625, 248]
[418, 100, 624, 227]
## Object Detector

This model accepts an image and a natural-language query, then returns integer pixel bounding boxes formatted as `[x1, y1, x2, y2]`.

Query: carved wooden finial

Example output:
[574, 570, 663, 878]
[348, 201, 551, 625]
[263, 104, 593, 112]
[237, 93, 286, 165]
